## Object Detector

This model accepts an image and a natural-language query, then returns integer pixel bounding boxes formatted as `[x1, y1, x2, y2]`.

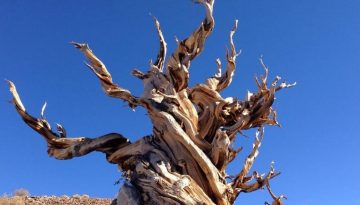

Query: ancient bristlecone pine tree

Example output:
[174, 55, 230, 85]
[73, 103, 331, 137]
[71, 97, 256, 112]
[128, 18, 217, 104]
[8, 1, 295, 204]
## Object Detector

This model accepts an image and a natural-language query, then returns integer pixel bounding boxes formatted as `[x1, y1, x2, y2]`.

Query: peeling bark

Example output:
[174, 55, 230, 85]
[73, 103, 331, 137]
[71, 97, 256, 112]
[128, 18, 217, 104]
[8, 1, 294, 204]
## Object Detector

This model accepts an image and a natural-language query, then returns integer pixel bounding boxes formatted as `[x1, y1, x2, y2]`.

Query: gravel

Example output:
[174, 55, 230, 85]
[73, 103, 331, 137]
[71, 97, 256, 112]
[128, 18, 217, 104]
[0, 195, 114, 205]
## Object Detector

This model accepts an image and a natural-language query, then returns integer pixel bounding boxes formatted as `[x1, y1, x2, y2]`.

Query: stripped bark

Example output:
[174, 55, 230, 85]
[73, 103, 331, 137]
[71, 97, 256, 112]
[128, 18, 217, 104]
[8, 1, 294, 204]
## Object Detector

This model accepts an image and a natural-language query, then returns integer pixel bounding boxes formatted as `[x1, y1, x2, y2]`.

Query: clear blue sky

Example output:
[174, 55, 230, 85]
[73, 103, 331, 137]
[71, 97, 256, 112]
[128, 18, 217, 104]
[1, 0, 359, 204]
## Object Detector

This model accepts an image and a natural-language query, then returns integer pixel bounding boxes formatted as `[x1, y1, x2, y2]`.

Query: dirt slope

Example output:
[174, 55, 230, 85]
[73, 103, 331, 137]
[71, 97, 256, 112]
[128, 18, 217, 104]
[0, 195, 114, 205]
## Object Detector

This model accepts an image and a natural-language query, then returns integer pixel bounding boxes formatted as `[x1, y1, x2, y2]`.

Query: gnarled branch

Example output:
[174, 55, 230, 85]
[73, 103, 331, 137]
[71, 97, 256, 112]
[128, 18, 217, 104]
[7, 80, 130, 160]
[205, 20, 240, 92]
[152, 16, 167, 72]
[229, 129, 281, 203]
[166, 0, 215, 92]
[265, 182, 287, 205]
[132, 16, 167, 79]
[71, 42, 139, 108]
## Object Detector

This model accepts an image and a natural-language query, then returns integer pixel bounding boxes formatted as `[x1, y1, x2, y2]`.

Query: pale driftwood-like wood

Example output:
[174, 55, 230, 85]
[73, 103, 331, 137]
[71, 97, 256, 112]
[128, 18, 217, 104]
[7, 81, 130, 160]
[264, 182, 287, 205]
[8, 1, 294, 204]
[166, 0, 214, 92]
[70, 42, 139, 108]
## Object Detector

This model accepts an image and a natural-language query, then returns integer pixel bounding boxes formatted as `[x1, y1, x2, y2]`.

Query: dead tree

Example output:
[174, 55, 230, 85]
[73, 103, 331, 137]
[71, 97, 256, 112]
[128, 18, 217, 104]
[7, 1, 294, 204]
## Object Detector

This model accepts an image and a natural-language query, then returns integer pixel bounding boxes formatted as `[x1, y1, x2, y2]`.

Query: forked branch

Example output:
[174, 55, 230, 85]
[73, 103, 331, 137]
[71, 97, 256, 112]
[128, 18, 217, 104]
[206, 20, 241, 92]
[7, 80, 130, 160]
[233, 128, 265, 188]
[166, 0, 215, 91]
[228, 128, 281, 203]
[132, 16, 167, 79]
[265, 182, 287, 205]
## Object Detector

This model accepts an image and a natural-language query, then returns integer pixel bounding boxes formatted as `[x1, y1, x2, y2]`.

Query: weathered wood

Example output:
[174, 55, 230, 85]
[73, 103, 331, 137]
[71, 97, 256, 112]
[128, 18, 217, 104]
[166, 0, 215, 92]
[265, 183, 287, 205]
[71, 42, 139, 108]
[8, 1, 294, 204]
[7, 81, 131, 160]
[116, 183, 140, 205]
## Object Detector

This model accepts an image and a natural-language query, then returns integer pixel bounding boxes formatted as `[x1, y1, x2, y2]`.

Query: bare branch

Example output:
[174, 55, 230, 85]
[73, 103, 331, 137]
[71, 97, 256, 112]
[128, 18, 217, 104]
[71, 42, 139, 108]
[257, 57, 296, 92]
[236, 170, 280, 194]
[204, 20, 240, 93]
[131, 16, 167, 80]
[215, 20, 241, 92]
[222, 59, 292, 138]
[265, 182, 287, 205]
[233, 127, 264, 188]
[152, 16, 167, 72]
[166, 0, 215, 91]
[131, 68, 147, 80]
[276, 81, 297, 92]
[259, 56, 269, 87]
[7, 80, 130, 160]
[214, 58, 222, 77]
[230, 161, 281, 203]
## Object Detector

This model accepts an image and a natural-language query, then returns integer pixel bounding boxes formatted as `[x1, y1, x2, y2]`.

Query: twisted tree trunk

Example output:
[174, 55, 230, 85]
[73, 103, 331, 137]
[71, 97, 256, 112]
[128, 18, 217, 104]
[8, 1, 294, 204]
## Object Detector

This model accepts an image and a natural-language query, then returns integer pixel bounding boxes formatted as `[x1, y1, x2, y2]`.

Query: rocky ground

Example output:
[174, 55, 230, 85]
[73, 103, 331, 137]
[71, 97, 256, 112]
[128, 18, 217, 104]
[0, 195, 115, 205]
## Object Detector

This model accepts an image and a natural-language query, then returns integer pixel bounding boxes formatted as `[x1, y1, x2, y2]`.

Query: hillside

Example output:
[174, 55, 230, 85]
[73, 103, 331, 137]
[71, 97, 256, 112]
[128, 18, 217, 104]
[0, 195, 114, 205]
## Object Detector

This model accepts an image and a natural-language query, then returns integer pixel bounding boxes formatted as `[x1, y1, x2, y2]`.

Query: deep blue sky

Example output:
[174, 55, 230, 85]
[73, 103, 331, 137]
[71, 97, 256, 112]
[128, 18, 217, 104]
[1, 0, 359, 204]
